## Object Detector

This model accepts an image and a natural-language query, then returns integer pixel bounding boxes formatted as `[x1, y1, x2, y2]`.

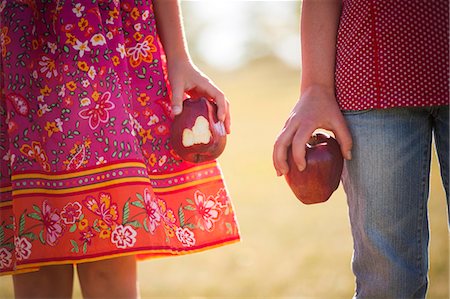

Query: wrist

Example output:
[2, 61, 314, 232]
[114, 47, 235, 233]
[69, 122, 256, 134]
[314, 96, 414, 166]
[164, 43, 191, 64]
[301, 83, 336, 100]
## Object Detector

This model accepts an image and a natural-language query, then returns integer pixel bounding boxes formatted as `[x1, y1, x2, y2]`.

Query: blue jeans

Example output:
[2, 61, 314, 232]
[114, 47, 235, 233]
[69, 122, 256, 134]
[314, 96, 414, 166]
[341, 106, 449, 299]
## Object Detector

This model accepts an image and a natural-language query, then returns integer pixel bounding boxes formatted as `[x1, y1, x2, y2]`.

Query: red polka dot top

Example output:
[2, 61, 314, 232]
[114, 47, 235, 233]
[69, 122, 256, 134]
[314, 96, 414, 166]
[335, 0, 449, 110]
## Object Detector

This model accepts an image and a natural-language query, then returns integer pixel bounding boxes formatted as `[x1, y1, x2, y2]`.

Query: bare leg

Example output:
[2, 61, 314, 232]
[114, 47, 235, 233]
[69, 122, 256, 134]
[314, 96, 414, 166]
[77, 255, 139, 299]
[13, 264, 74, 299]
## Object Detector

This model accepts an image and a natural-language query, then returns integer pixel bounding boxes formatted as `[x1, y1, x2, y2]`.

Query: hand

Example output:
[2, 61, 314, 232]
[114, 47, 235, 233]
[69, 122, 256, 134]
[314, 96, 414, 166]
[167, 59, 231, 134]
[273, 85, 353, 176]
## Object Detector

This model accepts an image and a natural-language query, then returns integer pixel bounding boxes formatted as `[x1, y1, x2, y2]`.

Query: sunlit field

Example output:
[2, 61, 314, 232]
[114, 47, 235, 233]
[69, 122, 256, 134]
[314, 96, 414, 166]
[1, 58, 448, 298]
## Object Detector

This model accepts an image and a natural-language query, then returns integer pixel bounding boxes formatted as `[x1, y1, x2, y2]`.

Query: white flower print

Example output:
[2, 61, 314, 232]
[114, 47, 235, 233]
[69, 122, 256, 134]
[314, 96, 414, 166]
[58, 85, 66, 97]
[72, 3, 85, 17]
[116, 43, 126, 59]
[73, 40, 91, 58]
[81, 79, 90, 88]
[142, 10, 149, 21]
[87, 66, 96, 80]
[111, 225, 137, 249]
[175, 227, 196, 247]
[0, 248, 12, 270]
[47, 42, 57, 54]
[147, 115, 159, 126]
[60, 202, 82, 224]
[134, 23, 142, 32]
[14, 237, 32, 261]
[2, 150, 15, 166]
[90, 33, 106, 46]
[38, 103, 51, 116]
[55, 118, 63, 132]
[96, 156, 107, 165]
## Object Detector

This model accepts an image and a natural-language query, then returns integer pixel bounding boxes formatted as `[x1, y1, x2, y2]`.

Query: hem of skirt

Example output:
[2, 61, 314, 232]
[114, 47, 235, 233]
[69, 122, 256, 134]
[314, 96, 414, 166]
[0, 267, 39, 276]
[6, 236, 240, 275]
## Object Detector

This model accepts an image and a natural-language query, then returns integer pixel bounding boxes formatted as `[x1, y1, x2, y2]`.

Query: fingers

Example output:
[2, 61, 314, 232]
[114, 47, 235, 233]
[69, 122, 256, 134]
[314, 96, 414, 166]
[170, 81, 185, 117]
[223, 100, 231, 134]
[186, 79, 231, 133]
[332, 117, 353, 161]
[168, 63, 230, 132]
[214, 93, 231, 134]
[273, 111, 352, 177]
[273, 129, 292, 177]
[273, 115, 315, 176]
[291, 124, 316, 172]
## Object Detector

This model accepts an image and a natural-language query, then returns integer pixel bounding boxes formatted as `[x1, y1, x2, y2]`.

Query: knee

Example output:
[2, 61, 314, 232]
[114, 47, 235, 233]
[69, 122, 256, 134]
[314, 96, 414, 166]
[77, 256, 138, 298]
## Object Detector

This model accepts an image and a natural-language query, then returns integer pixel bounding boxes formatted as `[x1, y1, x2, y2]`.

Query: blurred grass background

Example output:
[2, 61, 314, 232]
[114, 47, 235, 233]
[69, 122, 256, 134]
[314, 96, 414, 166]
[1, 1, 448, 298]
[1, 57, 448, 299]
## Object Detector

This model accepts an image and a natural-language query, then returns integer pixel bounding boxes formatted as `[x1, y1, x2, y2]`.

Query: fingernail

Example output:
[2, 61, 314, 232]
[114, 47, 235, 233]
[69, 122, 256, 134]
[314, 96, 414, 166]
[346, 151, 352, 160]
[298, 164, 306, 172]
[172, 106, 182, 115]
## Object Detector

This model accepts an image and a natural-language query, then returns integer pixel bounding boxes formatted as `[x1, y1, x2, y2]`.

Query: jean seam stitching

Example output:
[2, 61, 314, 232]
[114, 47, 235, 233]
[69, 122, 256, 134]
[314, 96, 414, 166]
[416, 137, 431, 284]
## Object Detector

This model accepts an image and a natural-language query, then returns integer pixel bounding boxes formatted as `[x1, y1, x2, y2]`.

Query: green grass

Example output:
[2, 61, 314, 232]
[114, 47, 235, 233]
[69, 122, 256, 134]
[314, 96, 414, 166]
[1, 59, 448, 298]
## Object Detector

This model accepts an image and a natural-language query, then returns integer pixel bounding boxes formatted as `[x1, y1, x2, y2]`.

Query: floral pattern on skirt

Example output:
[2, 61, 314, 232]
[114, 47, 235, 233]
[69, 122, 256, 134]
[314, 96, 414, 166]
[0, 0, 240, 275]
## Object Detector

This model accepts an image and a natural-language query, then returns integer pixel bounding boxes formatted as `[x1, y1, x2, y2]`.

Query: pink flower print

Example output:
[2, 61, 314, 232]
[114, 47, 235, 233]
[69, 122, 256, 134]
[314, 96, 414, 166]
[61, 202, 82, 224]
[79, 91, 115, 130]
[0, 2, 6, 14]
[41, 200, 64, 246]
[0, 248, 12, 270]
[194, 190, 222, 232]
[111, 225, 137, 249]
[79, 227, 96, 246]
[175, 227, 196, 247]
[7, 93, 29, 116]
[38, 56, 58, 79]
[14, 237, 32, 261]
[214, 188, 229, 208]
[143, 188, 161, 234]
[83, 192, 118, 226]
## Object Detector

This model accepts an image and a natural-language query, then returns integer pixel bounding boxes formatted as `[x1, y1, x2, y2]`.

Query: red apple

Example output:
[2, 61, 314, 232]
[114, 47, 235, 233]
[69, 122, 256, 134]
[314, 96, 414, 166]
[170, 97, 226, 163]
[285, 132, 343, 204]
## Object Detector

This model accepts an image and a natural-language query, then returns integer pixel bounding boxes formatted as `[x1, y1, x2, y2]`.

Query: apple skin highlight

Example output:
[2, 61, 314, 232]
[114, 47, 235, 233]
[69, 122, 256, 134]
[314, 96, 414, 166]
[170, 97, 227, 163]
[285, 133, 343, 204]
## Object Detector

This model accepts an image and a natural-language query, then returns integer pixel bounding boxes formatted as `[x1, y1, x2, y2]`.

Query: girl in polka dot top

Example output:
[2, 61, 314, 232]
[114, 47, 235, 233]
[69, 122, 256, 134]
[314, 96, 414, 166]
[273, 0, 448, 298]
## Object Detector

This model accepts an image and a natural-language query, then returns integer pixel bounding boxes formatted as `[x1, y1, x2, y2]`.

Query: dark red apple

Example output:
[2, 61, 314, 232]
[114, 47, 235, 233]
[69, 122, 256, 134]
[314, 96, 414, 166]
[285, 132, 343, 204]
[170, 97, 226, 163]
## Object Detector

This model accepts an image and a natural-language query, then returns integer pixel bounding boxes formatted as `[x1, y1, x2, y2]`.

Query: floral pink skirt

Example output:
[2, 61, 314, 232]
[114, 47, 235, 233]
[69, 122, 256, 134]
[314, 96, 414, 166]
[0, 0, 240, 275]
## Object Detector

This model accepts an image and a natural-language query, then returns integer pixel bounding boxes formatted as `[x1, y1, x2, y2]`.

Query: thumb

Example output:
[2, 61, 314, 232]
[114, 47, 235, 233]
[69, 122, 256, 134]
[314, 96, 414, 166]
[170, 83, 185, 116]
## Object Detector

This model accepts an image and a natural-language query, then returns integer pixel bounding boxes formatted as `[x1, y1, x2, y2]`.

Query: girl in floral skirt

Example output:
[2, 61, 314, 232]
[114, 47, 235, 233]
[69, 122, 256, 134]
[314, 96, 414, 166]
[0, 0, 240, 297]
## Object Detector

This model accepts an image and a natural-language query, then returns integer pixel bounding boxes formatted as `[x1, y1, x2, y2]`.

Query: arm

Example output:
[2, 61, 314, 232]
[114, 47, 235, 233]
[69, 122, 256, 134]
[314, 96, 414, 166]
[153, 0, 230, 132]
[273, 0, 352, 176]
